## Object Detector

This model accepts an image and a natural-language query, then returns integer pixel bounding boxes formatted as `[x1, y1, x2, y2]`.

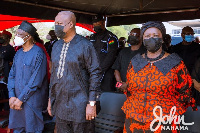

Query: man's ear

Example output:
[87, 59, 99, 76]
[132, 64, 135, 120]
[69, 21, 73, 29]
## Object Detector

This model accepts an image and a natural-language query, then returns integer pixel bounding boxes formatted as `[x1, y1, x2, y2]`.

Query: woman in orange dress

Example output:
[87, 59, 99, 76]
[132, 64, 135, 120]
[122, 21, 197, 133]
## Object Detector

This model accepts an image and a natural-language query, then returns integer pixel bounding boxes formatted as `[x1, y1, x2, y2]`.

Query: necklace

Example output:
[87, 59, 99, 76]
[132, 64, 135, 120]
[145, 50, 165, 62]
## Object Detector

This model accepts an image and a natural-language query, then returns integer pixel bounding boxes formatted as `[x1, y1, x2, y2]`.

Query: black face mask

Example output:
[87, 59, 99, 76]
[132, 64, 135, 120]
[55, 25, 66, 39]
[94, 26, 103, 33]
[0, 38, 5, 45]
[143, 37, 162, 53]
[127, 36, 140, 45]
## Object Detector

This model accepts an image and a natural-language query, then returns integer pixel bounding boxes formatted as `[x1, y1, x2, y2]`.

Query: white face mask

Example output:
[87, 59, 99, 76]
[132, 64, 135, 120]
[13, 35, 29, 47]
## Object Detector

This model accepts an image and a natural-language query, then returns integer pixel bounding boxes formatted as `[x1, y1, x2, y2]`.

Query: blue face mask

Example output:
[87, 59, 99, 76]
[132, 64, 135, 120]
[185, 35, 194, 43]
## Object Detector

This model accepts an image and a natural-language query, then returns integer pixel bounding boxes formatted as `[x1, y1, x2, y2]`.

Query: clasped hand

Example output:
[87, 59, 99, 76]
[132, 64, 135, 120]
[9, 97, 23, 110]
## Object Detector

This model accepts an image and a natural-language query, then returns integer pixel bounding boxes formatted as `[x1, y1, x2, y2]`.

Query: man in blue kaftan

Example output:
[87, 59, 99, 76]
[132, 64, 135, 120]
[7, 21, 48, 133]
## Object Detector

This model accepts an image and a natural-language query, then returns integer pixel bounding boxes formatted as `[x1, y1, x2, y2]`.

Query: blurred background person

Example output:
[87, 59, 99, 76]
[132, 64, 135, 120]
[112, 28, 145, 93]
[171, 26, 200, 74]
[0, 30, 15, 112]
[117, 37, 126, 55]
[44, 30, 58, 57]
[163, 34, 172, 52]
[90, 15, 118, 92]
[0, 30, 15, 84]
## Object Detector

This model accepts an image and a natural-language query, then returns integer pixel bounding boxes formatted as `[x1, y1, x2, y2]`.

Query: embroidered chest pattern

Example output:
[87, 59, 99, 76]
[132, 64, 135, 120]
[57, 42, 70, 79]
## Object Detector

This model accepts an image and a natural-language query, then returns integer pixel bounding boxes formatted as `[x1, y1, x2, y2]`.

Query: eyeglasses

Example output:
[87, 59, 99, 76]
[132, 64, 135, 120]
[128, 32, 139, 36]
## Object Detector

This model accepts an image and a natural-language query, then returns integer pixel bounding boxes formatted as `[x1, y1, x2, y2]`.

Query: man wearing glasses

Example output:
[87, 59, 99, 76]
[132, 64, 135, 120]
[171, 26, 200, 74]
[112, 28, 145, 92]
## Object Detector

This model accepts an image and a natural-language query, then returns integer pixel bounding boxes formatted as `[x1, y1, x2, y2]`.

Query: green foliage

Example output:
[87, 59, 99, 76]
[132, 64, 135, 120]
[107, 26, 128, 39]
[107, 24, 139, 40]
[122, 24, 139, 32]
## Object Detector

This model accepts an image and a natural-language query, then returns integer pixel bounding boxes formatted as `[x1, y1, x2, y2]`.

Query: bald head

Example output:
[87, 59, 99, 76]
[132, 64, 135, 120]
[57, 11, 76, 26]
[55, 11, 77, 39]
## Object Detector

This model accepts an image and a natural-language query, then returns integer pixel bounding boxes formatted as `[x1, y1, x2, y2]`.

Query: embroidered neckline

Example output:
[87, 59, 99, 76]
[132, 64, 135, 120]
[57, 42, 70, 79]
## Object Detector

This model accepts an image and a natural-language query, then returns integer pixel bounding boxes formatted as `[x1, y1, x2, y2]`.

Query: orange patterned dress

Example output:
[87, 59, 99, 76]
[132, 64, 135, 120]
[122, 53, 196, 133]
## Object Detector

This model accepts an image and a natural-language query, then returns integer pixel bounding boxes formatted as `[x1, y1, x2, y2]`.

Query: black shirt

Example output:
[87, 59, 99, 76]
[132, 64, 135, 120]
[171, 41, 200, 74]
[172, 41, 200, 106]
[90, 30, 118, 72]
[112, 46, 145, 82]
[191, 57, 200, 106]
[0, 44, 15, 82]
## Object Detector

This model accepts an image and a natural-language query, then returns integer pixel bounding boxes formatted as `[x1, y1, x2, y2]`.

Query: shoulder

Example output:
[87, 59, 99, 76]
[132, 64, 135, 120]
[119, 47, 130, 53]
[76, 34, 94, 47]
[90, 33, 96, 39]
[106, 30, 117, 38]
[106, 30, 118, 41]
[173, 42, 182, 47]
[32, 45, 46, 58]
[166, 53, 182, 62]
[53, 39, 63, 47]
[191, 42, 200, 47]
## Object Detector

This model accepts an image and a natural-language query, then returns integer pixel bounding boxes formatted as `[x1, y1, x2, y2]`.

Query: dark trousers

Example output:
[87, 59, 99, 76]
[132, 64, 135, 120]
[56, 116, 95, 133]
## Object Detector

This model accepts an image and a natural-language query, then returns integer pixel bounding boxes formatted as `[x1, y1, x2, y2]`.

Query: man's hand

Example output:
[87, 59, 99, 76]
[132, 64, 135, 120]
[119, 82, 128, 92]
[13, 98, 23, 110]
[47, 98, 52, 116]
[86, 104, 96, 120]
[9, 97, 17, 109]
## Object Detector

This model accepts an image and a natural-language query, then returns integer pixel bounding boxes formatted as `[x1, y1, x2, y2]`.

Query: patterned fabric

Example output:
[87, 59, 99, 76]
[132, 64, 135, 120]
[49, 34, 102, 123]
[122, 53, 196, 132]
[57, 42, 70, 79]
[8, 45, 48, 132]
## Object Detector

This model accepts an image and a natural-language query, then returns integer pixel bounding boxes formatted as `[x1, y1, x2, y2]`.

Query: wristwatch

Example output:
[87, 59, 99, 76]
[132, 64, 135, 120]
[89, 101, 95, 106]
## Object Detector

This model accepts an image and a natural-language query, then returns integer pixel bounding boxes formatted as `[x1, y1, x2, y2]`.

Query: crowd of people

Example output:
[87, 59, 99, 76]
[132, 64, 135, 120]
[0, 10, 200, 133]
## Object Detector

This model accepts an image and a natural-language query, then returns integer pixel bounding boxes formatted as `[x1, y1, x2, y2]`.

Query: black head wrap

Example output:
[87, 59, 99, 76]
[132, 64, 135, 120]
[18, 21, 37, 37]
[141, 21, 166, 38]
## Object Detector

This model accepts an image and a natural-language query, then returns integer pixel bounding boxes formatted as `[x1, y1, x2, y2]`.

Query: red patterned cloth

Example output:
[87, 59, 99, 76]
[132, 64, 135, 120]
[122, 54, 196, 133]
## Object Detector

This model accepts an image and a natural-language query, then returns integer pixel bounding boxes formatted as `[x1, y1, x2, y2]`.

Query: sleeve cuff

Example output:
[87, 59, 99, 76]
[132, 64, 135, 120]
[18, 93, 27, 103]
[9, 91, 16, 98]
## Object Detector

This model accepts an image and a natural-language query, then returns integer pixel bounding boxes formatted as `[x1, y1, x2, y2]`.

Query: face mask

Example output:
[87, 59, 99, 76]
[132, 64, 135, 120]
[127, 36, 140, 45]
[46, 34, 52, 40]
[94, 26, 103, 33]
[13, 35, 29, 47]
[55, 25, 66, 39]
[143, 37, 162, 53]
[185, 35, 194, 43]
[0, 38, 5, 44]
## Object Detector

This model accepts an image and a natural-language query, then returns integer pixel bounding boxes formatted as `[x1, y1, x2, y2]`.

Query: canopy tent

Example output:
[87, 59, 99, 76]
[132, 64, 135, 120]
[1, 0, 200, 27]
[0, 14, 94, 32]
